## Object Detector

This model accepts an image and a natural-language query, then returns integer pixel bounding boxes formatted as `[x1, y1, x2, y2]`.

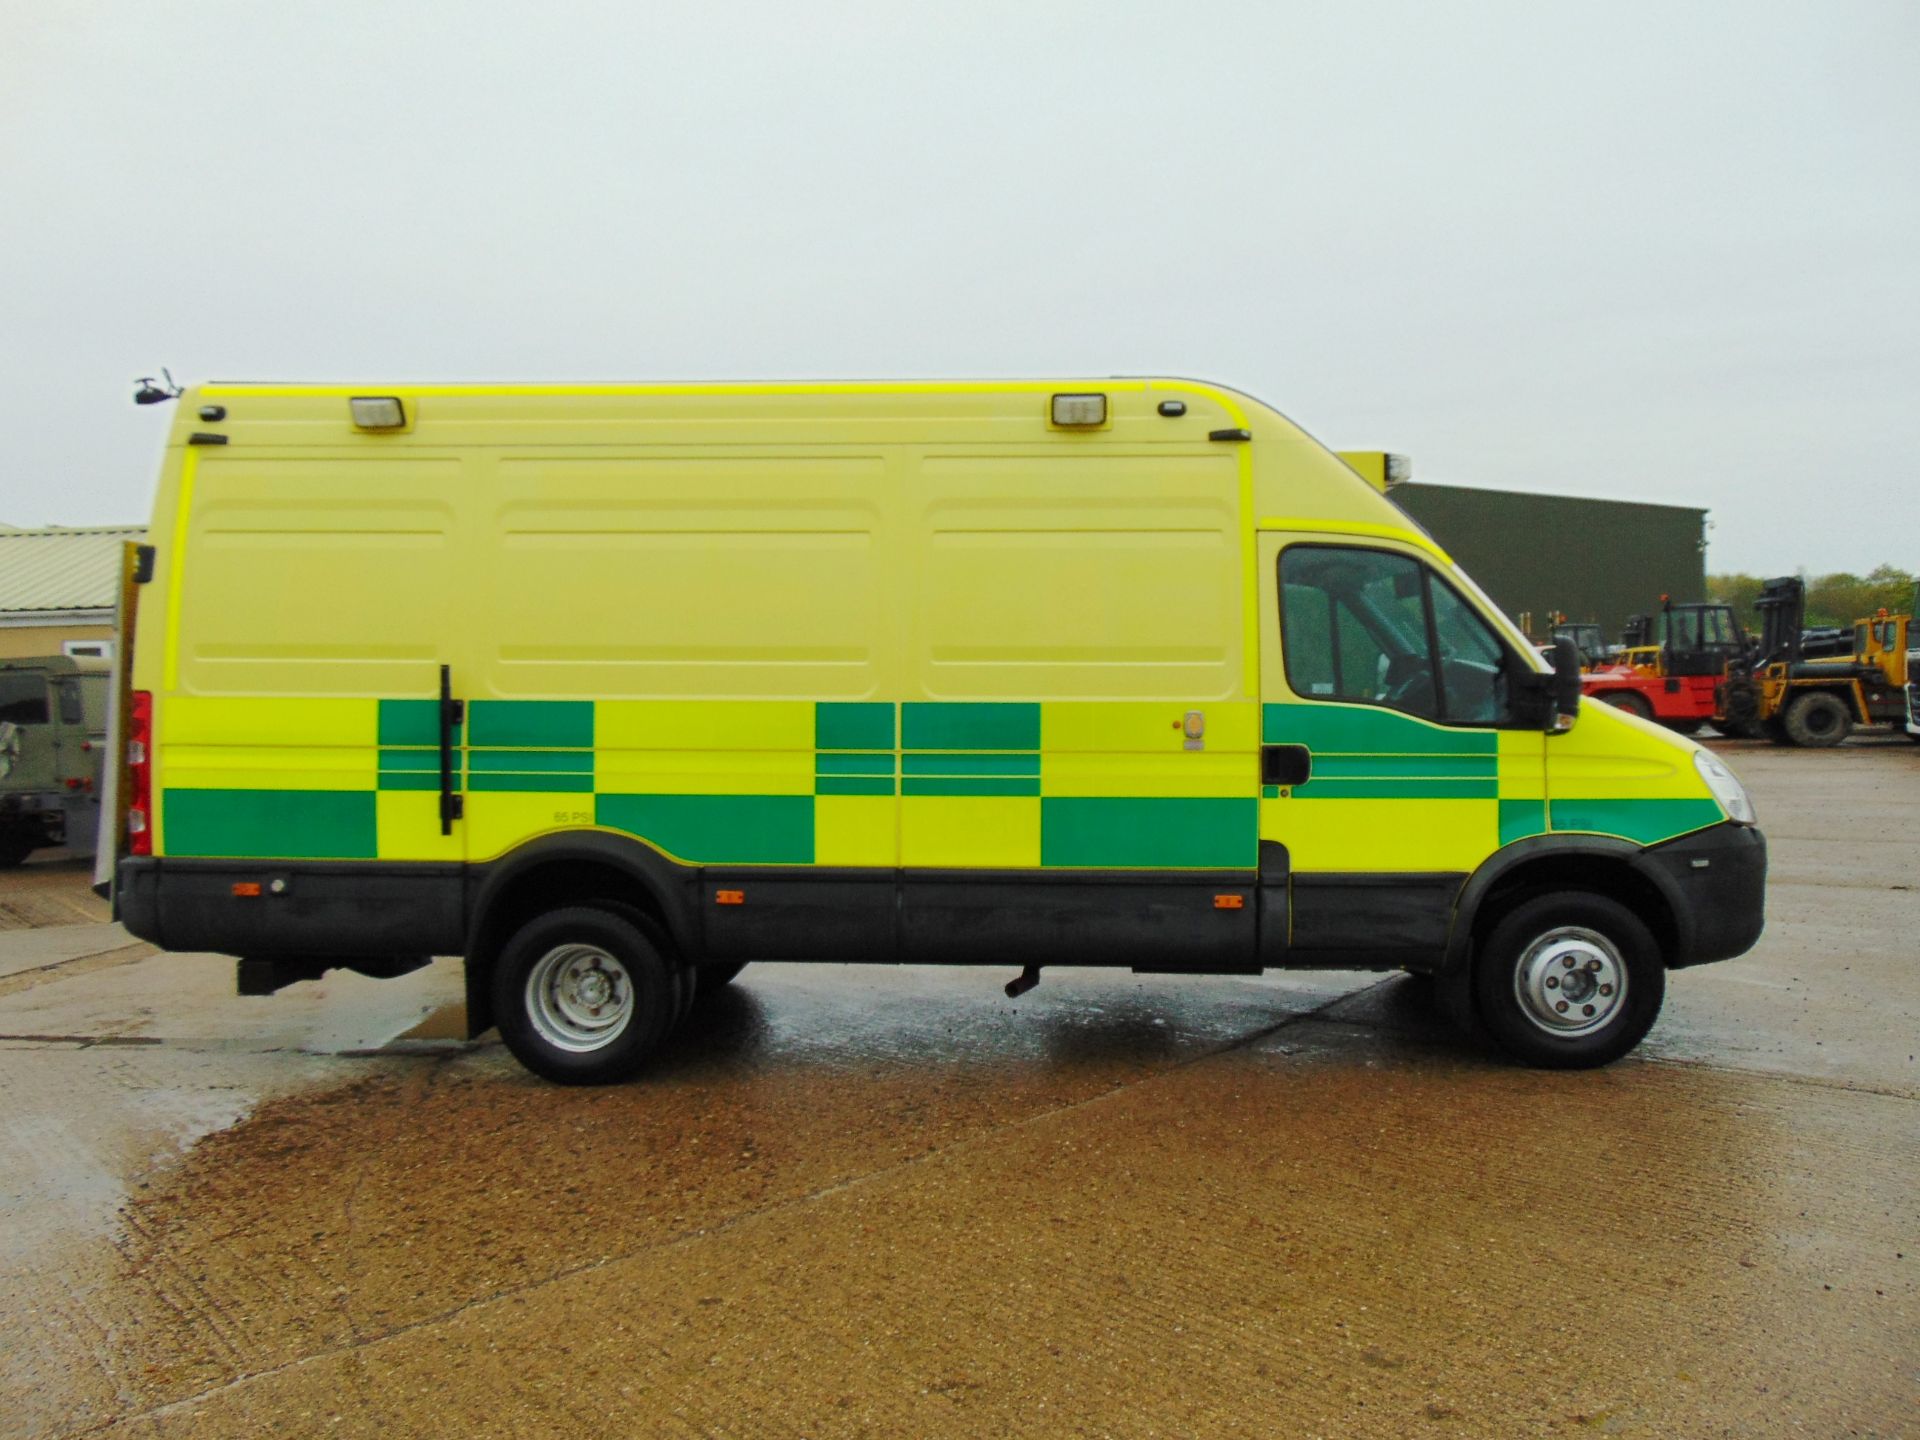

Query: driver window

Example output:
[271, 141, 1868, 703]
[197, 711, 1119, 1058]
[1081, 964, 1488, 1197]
[1280, 546, 1438, 721]
[1280, 545, 1514, 726]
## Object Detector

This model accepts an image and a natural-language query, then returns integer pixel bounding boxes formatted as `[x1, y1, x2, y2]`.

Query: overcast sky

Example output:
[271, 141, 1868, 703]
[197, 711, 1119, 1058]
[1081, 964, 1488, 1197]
[2, 1, 1914, 576]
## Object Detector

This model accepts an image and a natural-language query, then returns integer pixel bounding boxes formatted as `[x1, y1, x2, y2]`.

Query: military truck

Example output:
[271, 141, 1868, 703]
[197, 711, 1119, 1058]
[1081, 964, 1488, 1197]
[0, 657, 111, 867]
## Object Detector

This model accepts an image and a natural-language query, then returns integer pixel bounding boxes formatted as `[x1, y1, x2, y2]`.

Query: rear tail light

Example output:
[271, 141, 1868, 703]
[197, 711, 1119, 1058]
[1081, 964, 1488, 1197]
[128, 690, 152, 856]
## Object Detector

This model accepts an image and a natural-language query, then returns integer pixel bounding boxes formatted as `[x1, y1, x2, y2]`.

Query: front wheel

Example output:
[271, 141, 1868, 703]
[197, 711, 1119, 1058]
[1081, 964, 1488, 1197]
[1472, 892, 1665, 1069]
[490, 906, 682, 1084]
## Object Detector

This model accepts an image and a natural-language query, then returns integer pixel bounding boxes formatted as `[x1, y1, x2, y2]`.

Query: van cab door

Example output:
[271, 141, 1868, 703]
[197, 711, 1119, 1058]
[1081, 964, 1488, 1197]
[1256, 532, 1545, 968]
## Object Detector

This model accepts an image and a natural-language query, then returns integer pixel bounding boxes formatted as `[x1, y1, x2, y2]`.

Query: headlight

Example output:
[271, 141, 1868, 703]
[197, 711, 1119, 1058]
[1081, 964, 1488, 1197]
[1693, 749, 1756, 825]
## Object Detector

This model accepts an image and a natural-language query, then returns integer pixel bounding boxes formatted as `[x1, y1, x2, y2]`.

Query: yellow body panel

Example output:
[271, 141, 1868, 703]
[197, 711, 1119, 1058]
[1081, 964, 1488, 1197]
[1271, 799, 1498, 874]
[901, 796, 1041, 868]
[462, 796, 598, 863]
[597, 702, 813, 752]
[162, 696, 376, 748]
[813, 795, 896, 867]
[375, 791, 466, 863]
[132, 378, 1730, 878]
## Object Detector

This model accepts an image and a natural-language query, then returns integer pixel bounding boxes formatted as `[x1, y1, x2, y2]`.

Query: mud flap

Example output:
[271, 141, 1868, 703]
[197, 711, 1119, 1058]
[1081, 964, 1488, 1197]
[236, 954, 430, 996]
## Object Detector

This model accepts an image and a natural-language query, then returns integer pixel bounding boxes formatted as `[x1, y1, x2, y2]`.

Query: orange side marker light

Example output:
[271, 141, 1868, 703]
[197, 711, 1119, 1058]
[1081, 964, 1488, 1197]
[1213, 894, 1244, 910]
[715, 890, 745, 906]
[231, 882, 262, 898]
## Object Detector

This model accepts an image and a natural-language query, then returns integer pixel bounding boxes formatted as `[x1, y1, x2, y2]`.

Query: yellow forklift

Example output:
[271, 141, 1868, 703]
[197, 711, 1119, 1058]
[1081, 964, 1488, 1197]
[1718, 577, 1912, 746]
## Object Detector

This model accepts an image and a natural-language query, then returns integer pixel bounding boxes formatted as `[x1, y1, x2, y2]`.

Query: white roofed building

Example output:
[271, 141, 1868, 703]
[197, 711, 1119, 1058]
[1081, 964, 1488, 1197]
[0, 525, 145, 661]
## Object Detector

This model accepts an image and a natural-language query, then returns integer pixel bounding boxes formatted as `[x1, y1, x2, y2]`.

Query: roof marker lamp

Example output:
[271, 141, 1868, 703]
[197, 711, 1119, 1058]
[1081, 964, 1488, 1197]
[350, 396, 407, 431]
[1050, 393, 1106, 428]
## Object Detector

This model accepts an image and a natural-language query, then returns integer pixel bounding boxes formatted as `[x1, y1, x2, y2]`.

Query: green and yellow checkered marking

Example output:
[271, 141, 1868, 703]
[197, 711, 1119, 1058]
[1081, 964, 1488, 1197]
[154, 696, 1725, 868]
[156, 697, 1260, 868]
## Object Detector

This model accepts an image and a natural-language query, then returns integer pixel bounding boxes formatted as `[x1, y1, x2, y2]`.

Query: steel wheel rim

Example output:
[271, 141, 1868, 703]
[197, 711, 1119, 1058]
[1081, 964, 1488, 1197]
[525, 944, 634, 1053]
[1512, 926, 1627, 1038]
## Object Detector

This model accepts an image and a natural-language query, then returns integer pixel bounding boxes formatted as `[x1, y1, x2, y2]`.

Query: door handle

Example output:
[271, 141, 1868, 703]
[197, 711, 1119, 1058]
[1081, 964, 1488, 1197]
[438, 664, 465, 835]
[1261, 744, 1311, 787]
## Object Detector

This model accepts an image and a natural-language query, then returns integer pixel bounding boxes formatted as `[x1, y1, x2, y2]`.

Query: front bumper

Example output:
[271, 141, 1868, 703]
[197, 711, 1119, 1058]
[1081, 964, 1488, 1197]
[1630, 822, 1767, 968]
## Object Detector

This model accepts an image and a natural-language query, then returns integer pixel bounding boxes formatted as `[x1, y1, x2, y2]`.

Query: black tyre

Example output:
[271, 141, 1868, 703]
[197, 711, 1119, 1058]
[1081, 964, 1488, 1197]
[1782, 691, 1851, 748]
[593, 899, 696, 1025]
[1472, 892, 1665, 1069]
[490, 905, 681, 1084]
[1599, 691, 1653, 720]
[1665, 718, 1705, 736]
[0, 830, 33, 869]
[695, 961, 748, 999]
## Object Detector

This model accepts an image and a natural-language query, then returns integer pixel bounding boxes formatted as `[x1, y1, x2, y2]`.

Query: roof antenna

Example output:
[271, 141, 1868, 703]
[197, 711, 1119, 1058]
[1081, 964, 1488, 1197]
[134, 369, 182, 405]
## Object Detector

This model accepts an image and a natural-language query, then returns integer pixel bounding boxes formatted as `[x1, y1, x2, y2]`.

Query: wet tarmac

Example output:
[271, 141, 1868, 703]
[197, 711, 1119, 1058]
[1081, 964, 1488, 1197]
[1, 739, 1915, 1437]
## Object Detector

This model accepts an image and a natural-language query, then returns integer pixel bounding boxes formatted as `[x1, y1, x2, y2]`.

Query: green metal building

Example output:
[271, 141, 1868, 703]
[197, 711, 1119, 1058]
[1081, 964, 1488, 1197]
[1390, 483, 1707, 641]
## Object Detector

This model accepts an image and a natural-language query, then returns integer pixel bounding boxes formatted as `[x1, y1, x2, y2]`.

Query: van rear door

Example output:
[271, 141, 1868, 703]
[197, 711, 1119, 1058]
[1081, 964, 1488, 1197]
[155, 446, 469, 865]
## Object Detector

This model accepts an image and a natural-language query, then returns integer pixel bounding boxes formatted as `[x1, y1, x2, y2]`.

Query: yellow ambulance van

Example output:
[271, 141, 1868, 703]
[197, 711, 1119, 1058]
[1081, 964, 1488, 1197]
[114, 379, 1765, 1081]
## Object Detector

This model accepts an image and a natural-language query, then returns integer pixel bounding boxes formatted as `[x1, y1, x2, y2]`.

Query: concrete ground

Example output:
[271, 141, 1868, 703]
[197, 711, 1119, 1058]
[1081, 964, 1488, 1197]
[1, 738, 1914, 1439]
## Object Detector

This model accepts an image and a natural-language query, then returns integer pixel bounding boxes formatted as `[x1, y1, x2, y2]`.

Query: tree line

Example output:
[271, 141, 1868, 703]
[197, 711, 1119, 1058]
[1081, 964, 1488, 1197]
[1708, 565, 1917, 631]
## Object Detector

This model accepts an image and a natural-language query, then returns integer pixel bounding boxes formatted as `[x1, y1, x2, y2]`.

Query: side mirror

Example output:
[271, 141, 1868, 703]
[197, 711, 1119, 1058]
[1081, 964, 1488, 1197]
[1510, 638, 1583, 731]
[1548, 635, 1582, 732]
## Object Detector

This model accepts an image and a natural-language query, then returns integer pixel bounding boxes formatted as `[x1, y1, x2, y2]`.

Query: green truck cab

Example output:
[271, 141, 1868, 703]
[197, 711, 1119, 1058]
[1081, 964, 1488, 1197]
[0, 657, 111, 867]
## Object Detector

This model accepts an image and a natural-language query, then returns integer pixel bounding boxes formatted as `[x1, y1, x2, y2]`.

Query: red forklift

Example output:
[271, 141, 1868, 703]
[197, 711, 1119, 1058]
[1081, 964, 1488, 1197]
[1579, 597, 1749, 734]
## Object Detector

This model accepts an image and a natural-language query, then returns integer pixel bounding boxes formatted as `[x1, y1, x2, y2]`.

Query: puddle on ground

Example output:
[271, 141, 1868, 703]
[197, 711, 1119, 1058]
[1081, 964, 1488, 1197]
[41, 977, 1916, 1439]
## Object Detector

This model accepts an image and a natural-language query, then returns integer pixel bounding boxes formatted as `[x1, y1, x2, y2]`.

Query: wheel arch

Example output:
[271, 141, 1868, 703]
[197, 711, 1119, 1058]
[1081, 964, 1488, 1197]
[462, 832, 701, 1038]
[1445, 835, 1689, 977]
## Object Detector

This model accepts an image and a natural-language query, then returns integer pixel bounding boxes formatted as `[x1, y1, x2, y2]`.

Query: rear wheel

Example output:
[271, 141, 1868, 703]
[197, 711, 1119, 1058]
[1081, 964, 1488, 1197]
[1599, 691, 1653, 720]
[596, 900, 696, 1024]
[1666, 718, 1705, 736]
[1472, 892, 1665, 1069]
[491, 905, 681, 1084]
[1782, 691, 1851, 747]
[0, 829, 33, 869]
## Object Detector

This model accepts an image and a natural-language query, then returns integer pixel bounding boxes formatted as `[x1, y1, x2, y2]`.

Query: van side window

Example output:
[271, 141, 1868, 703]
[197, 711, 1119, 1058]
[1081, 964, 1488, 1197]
[0, 674, 50, 726]
[1280, 545, 1514, 726]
